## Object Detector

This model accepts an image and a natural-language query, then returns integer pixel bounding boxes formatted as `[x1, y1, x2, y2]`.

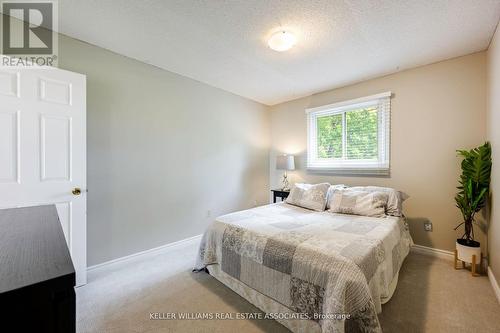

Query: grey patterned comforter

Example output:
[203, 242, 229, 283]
[196, 203, 412, 332]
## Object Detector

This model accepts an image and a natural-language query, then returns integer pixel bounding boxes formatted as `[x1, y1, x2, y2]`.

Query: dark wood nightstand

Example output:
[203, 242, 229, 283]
[271, 189, 290, 203]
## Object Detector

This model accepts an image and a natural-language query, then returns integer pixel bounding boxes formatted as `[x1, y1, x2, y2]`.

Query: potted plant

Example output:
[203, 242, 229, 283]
[454, 142, 491, 274]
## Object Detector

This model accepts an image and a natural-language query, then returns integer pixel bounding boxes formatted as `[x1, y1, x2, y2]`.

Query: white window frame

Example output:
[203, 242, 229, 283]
[306, 92, 391, 175]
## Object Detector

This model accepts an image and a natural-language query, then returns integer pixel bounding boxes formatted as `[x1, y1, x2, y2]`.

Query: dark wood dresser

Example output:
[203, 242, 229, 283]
[0, 205, 76, 333]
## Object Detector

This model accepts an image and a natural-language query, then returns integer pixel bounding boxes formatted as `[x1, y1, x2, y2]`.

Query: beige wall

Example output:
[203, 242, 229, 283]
[269, 53, 487, 252]
[56, 35, 270, 266]
[487, 25, 500, 284]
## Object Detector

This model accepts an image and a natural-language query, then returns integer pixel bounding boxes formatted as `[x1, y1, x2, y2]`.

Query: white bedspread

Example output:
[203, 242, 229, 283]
[196, 203, 412, 332]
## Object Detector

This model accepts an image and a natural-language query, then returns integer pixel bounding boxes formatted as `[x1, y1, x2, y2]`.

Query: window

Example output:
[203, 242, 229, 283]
[306, 92, 391, 175]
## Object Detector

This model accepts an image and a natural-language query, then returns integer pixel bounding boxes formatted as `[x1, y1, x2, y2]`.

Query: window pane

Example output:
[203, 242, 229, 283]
[317, 114, 342, 158]
[346, 108, 378, 160]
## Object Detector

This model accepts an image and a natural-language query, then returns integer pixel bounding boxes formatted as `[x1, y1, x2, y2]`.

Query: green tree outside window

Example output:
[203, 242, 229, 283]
[316, 108, 378, 160]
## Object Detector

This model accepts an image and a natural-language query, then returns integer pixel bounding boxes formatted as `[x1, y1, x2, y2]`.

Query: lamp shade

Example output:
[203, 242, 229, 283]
[276, 155, 295, 170]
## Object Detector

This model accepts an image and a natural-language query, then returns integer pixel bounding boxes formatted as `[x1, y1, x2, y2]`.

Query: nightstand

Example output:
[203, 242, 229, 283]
[271, 189, 290, 203]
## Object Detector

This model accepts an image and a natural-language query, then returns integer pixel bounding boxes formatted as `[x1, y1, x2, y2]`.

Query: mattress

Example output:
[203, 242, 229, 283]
[196, 203, 412, 332]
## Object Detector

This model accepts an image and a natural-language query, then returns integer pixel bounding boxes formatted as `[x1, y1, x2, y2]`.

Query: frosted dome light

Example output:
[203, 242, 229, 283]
[268, 31, 296, 52]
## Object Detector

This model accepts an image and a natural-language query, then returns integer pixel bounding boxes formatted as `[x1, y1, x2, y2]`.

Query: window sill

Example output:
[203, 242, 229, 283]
[306, 167, 390, 176]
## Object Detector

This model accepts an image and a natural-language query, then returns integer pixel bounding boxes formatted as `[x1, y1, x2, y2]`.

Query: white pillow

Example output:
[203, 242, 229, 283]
[328, 188, 389, 218]
[349, 186, 408, 217]
[285, 183, 330, 211]
[325, 184, 347, 209]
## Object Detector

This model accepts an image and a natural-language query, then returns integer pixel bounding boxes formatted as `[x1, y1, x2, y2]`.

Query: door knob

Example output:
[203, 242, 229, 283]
[72, 188, 82, 196]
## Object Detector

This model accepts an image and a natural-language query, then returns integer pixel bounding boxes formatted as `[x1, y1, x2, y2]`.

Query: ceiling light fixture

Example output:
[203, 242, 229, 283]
[268, 31, 296, 52]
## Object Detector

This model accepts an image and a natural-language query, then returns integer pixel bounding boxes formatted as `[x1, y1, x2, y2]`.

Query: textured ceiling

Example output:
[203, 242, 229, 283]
[57, 1, 500, 105]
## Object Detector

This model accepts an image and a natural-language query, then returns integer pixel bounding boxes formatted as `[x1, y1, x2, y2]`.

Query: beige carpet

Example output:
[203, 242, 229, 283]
[77, 242, 500, 333]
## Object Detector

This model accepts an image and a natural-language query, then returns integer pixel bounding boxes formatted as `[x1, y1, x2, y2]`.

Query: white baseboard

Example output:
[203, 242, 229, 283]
[488, 267, 500, 304]
[87, 234, 202, 272]
[410, 244, 454, 261]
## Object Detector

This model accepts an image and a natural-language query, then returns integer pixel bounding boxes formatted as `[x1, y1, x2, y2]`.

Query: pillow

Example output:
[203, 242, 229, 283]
[348, 186, 409, 217]
[325, 184, 347, 209]
[285, 183, 330, 211]
[328, 188, 389, 218]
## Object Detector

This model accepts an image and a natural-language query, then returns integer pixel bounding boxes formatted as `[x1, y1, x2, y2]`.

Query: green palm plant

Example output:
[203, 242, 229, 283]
[454, 142, 491, 246]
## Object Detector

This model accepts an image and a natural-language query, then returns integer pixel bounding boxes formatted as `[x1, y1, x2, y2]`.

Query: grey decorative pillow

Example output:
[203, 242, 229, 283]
[349, 186, 408, 217]
[285, 183, 330, 211]
[328, 189, 389, 218]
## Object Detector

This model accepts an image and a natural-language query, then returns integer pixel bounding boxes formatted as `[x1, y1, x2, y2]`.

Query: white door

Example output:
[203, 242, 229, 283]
[0, 66, 87, 286]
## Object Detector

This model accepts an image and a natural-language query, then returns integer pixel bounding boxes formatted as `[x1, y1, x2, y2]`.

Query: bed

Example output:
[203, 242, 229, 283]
[195, 201, 412, 332]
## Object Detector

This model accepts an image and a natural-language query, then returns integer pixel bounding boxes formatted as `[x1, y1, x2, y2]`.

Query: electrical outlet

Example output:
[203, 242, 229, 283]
[206, 210, 211, 218]
[424, 222, 433, 232]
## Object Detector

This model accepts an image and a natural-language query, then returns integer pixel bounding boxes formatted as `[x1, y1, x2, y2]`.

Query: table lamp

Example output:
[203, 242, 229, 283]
[276, 155, 295, 191]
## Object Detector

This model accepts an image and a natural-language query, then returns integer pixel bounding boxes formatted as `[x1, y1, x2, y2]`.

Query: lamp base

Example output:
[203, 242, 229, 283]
[281, 172, 289, 192]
